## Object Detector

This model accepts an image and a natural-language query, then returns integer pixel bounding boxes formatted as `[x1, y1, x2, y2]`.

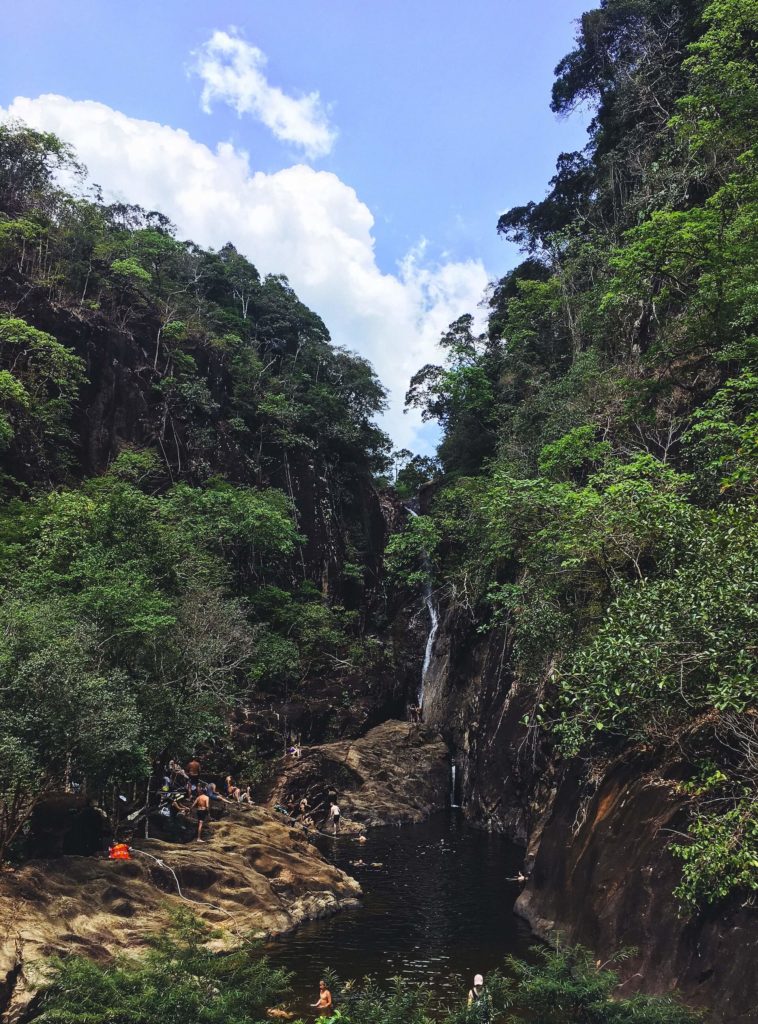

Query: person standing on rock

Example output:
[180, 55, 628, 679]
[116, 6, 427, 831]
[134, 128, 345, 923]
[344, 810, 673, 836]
[186, 755, 201, 794]
[192, 788, 210, 842]
[311, 979, 332, 1015]
[327, 800, 340, 835]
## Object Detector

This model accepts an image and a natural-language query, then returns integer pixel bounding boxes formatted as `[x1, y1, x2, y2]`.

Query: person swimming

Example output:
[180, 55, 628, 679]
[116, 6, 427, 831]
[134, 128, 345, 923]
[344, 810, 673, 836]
[311, 979, 332, 1015]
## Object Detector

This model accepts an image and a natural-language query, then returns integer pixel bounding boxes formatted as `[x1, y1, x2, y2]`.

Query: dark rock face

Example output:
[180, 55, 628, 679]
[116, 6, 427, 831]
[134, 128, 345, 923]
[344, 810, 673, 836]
[422, 608, 547, 840]
[517, 757, 758, 1023]
[422, 608, 757, 1023]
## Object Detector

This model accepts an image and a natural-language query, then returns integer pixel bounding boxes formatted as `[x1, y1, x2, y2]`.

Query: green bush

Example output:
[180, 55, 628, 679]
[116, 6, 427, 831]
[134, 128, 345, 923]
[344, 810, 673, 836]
[34, 910, 293, 1024]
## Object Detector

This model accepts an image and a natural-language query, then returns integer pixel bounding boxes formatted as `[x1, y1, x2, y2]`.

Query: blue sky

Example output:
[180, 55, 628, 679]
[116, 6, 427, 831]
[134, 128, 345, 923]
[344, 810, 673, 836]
[1, 0, 590, 449]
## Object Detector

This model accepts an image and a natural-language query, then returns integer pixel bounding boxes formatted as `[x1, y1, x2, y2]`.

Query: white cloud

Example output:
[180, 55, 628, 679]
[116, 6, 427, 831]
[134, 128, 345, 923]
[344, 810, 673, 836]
[1, 95, 488, 451]
[192, 30, 337, 159]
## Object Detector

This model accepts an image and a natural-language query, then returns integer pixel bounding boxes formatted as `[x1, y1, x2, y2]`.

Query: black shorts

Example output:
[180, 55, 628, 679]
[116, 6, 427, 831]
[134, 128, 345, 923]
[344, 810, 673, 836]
[196, 809, 209, 821]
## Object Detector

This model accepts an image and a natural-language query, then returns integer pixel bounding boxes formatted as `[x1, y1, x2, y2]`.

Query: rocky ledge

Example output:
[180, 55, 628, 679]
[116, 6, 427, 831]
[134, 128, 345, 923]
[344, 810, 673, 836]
[0, 805, 360, 1020]
[267, 719, 450, 827]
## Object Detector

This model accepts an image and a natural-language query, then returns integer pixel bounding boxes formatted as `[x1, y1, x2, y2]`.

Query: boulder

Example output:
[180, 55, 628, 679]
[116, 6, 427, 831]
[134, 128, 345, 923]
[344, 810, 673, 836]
[267, 719, 450, 828]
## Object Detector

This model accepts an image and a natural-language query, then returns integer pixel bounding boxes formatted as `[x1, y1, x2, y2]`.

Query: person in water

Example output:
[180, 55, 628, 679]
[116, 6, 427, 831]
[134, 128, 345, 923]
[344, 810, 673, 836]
[467, 974, 492, 1022]
[311, 979, 332, 1015]
[327, 801, 340, 835]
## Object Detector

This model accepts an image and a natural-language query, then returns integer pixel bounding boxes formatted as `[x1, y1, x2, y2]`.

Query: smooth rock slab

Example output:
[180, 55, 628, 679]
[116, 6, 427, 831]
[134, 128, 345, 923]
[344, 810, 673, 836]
[0, 806, 360, 1020]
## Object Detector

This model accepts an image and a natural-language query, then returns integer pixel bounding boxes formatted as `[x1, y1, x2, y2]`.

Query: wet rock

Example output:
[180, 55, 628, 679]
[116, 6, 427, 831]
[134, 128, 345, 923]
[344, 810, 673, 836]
[0, 806, 360, 1020]
[267, 719, 450, 827]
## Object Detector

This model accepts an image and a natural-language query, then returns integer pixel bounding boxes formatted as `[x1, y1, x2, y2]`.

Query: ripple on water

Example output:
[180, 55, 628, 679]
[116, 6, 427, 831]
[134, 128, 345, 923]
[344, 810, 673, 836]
[262, 811, 536, 1018]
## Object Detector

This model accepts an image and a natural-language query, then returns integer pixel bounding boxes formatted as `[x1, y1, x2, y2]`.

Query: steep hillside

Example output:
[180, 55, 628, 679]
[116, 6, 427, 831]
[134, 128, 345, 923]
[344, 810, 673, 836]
[0, 123, 415, 860]
[389, 0, 757, 1018]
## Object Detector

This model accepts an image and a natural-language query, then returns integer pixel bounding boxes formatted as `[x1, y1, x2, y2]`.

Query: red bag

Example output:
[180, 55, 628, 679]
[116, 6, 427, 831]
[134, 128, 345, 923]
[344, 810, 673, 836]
[108, 843, 131, 860]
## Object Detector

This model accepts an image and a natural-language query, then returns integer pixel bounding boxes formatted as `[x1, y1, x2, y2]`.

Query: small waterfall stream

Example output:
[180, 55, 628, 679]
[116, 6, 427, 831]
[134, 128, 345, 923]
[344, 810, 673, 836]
[450, 762, 460, 808]
[419, 570, 439, 706]
[406, 508, 439, 711]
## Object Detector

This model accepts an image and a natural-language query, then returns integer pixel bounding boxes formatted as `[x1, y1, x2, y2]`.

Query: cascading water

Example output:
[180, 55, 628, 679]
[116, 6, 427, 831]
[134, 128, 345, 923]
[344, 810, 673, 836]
[406, 508, 439, 711]
[450, 761, 460, 808]
[419, 571, 439, 706]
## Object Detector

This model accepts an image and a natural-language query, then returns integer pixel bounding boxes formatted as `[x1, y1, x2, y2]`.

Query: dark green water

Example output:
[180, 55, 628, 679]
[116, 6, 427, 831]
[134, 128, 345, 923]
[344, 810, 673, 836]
[263, 812, 535, 1018]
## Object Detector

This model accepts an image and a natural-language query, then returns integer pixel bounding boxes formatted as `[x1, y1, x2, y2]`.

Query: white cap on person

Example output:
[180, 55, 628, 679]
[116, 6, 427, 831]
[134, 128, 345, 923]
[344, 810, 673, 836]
[474, 974, 484, 986]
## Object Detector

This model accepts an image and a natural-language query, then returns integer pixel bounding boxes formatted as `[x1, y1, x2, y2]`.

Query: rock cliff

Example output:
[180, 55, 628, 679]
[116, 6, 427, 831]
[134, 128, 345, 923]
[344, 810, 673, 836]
[267, 720, 450, 827]
[421, 608, 757, 1023]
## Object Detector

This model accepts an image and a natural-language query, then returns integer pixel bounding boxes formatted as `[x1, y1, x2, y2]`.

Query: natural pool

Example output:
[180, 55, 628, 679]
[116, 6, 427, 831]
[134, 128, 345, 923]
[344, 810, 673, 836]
[263, 811, 536, 1018]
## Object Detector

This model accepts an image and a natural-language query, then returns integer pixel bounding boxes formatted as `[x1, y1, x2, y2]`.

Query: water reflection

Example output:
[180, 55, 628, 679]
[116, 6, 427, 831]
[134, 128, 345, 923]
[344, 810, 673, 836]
[263, 812, 535, 1017]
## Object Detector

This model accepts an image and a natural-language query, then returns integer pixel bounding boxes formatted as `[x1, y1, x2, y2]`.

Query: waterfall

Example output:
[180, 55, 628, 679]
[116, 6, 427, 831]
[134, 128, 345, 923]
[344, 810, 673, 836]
[450, 762, 460, 808]
[406, 508, 439, 710]
[419, 571, 439, 706]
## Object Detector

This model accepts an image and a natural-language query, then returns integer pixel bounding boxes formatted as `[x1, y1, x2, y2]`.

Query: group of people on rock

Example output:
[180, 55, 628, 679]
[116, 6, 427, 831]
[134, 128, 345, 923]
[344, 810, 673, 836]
[280, 792, 343, 836]
[163, 751, 351, 845]
[160, 756, 255, 841]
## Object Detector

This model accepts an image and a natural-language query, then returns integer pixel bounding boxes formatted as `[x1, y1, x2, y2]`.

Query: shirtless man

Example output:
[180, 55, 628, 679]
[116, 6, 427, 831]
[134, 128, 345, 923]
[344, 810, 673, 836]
[311, 980, 332, 1015]
[328, 801, 340, 835]
[192, 789, 210, 841]
[186, 756, 201, 795]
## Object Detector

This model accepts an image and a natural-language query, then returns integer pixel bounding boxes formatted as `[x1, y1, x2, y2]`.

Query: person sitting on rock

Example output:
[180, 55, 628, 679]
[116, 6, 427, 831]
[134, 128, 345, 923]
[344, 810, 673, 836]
[224, 775, 241, 800]
[192, 789, 210, 842]
[206, 782, 231, 805]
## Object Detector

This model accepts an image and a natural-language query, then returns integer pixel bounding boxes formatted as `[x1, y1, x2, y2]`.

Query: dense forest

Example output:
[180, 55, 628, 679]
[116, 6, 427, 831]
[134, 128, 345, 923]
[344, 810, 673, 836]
[390, 0, 757, 913]
[0, 0, 756, 1019]
[0, 119, 400, 858]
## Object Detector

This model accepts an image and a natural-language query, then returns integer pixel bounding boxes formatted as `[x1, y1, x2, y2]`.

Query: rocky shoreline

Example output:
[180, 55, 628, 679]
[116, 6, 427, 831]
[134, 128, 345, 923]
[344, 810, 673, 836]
[0, 720, 452, 1021]
[0, 806, 360, 1021]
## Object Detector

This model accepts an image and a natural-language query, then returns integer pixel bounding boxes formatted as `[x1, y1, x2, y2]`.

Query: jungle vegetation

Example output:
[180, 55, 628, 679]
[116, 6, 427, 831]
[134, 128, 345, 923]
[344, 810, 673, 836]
[33, 913, 702, 1024]
[390, 0, 757, 912]
[0, 119, 393, 858]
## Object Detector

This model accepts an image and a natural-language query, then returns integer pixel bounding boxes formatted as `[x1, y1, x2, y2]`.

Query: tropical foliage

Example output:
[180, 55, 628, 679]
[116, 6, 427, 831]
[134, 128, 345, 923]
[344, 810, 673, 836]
[0, 121, 391, 857]
[34, 922, 702, 1024]
[399, 0, 758, 912]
